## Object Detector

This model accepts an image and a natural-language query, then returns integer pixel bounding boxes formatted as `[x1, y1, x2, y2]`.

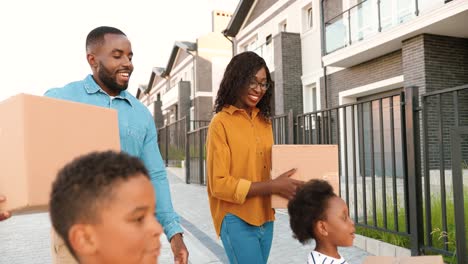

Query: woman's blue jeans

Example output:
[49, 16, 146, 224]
[220, 214, 274, 264]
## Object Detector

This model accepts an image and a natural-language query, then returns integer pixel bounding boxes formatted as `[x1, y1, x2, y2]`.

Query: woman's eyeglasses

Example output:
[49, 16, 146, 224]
[248, 80, 271, 91]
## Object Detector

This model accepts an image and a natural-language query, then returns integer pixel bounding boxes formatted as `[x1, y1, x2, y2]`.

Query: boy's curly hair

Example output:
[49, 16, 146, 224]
[288, 179, 336, 244]
[214, 51, 273, 120]
[49, 150, 149, 259]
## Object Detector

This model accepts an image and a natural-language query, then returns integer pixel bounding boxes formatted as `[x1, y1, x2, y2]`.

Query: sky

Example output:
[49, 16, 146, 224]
[0, 0, 239, 101]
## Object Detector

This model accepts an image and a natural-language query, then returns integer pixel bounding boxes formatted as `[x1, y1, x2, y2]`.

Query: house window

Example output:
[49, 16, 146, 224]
[302, 4, 313, 32]
[248, 41, 255, 51]
[304, 84, 317, 113]
[307, 7, 313, 29]
[266, 34, 272, 45]
[245, 37, 258, 51]
[279, 20, 287, 32]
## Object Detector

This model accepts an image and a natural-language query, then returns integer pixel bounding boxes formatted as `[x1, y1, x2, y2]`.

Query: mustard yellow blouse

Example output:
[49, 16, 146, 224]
[206, 105, 275, 236]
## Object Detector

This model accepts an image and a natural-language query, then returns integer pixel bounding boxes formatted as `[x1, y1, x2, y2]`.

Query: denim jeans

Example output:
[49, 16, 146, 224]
[220, 214, 274, 264]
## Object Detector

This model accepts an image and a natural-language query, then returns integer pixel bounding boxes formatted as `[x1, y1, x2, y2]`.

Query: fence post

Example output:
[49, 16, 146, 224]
[287, 109, 294, 144]
[451, 127, 468, 264]
[164, 125, 169, 167]
[199, 128, 204, 184]
[404, 86, 424, 255]
[185, 117, 191, 184]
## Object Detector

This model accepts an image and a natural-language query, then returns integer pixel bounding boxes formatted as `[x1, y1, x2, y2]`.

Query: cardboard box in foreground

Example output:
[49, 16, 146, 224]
[271, 144, 339, 208]
[363, 256, 444, 264]
[0, 93, 120, 213]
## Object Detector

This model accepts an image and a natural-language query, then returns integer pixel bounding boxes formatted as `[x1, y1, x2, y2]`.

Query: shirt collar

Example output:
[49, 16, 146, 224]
[222, 105, 260, 118]
[83, 74, 133, 107]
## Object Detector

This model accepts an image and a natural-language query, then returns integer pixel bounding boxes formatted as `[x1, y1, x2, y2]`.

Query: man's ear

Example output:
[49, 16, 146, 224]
[87, 53, 98, 69]
[69, 224, 98, 257]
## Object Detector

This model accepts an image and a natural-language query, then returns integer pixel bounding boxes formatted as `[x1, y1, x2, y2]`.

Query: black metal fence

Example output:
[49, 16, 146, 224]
[272, 109, 294, 144]
[155, 85, 467, 262]
[158, 117, 187, 167]
[186, 126, 209, 185]
[419, 85, 468, 263]
[158, 118, 209, 168]
[296, 91, 411, 243]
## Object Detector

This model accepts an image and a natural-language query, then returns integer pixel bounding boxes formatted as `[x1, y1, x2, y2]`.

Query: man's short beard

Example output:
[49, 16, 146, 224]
[98, 62, 129, 94]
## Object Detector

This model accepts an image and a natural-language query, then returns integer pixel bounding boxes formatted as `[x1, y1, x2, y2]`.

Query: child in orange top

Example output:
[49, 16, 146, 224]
[49, 151, 163, 264]
[288, 179, 355, 264]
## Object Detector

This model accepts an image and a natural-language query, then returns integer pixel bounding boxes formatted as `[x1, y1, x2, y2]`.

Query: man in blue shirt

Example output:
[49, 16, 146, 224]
[45, 26, 188, 263]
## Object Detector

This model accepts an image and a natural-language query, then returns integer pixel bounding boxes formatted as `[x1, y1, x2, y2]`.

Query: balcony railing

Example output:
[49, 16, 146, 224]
[324, 0, 447, 54]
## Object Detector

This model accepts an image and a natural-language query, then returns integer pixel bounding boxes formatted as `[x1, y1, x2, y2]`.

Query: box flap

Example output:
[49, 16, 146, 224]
[271, 144, 339, 208]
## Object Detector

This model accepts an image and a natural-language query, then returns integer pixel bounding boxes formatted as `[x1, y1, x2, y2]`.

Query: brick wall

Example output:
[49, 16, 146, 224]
[321, 50, 403, 108]
[323, 34, 468, 170]
[402, 34, 468, 169]
[273, 32, 303, 116]
[194, 96, 214, 121]
[196, 56, 212, 92]
[153, 100, 164, 129]
[178, 81, 191, 120]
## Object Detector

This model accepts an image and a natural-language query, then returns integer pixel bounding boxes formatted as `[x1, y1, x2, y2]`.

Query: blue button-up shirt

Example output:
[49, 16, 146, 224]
[45, 74, 182, 239]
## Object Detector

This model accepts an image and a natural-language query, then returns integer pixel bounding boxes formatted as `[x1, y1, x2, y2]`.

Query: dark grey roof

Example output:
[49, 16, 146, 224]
[223, 0, 254, 37]
[144, 41, 196, 95]
[152, 67, 166, 76]
[146, 67, 166, 93]
[165, 41, 197, 74]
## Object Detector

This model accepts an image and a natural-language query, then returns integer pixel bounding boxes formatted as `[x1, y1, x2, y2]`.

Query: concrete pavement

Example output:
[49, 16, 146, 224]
[0, 167, 371, 264]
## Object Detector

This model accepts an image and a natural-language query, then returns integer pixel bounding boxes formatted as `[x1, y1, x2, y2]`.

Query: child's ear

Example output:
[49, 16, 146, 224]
[69, 224, 98, 256]
[316, 220, 329, 237]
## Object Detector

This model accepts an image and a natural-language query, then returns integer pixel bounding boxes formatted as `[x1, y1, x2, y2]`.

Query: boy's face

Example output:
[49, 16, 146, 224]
[322, 196, 355, 247]
[81, 174, 162, 264]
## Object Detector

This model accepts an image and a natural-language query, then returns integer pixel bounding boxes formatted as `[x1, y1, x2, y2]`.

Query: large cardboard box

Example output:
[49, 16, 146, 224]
[271, 145, 339, 208]
[0, 93, 120, 213]
[363, 256, 444, 264]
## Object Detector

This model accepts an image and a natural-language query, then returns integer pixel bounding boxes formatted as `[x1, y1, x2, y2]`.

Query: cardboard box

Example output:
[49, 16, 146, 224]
[271, 145, 339, 208]
[363, 256, 444, 264]
[0, 93, 120, 213]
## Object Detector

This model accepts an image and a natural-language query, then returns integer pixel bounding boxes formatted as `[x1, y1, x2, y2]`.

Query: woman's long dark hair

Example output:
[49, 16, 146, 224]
[214, 51, 273, 120]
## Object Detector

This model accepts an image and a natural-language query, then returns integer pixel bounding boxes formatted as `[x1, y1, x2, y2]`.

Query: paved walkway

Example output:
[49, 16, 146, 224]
[0, 167, 371, 263]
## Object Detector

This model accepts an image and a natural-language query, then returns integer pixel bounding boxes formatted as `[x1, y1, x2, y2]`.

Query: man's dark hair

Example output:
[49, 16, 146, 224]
[49, 150, 149, 259]
[86, 26, 126, 52]
[288, 179, 336, 244]
[214, 51, 273, 120]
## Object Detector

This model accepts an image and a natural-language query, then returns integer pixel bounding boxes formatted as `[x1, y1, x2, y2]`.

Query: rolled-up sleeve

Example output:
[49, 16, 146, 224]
[207, 120, 251, 204]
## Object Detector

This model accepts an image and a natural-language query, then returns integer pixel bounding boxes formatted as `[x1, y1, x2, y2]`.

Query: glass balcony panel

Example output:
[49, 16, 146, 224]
[325, 15, 347, 54]
[349, 0, 379, 43]
[418, 0, 445, 14]
[396, 0, 415, 24]
[252, 42, 275, 71]
[324, 0, 448, 55]
[381, 0, 416, 31]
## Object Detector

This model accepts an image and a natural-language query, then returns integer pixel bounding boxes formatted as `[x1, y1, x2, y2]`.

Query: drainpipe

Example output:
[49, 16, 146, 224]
[320, 0, 328, 109]
[222, 30, 235, 57]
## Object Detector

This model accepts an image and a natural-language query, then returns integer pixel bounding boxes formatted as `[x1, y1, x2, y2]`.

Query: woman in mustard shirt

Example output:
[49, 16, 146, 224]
[206, 51, 303, 264]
